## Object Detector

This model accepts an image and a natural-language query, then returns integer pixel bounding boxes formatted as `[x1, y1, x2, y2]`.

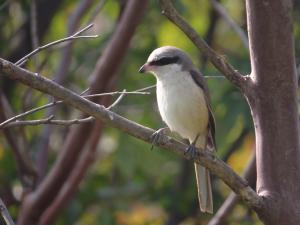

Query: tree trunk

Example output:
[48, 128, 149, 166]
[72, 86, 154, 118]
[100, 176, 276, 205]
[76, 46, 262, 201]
[246, 0, 300, 224]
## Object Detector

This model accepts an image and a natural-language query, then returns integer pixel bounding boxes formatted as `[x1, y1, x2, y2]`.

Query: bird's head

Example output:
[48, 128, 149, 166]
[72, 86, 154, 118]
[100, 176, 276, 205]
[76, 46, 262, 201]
[139, 46, 193, 78]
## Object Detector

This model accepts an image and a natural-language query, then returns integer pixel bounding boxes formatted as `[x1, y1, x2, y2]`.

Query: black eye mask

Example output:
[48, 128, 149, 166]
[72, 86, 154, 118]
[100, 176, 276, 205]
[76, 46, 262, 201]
[149, 56, 180, 66]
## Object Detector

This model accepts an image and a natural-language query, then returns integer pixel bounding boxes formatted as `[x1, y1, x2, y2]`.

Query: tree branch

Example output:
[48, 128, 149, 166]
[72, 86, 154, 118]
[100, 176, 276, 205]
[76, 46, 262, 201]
[0, 198, 15, 225]
[0, 58, 262, 210]
[2, 116, 94, 128]
[159, 0, 248, 90]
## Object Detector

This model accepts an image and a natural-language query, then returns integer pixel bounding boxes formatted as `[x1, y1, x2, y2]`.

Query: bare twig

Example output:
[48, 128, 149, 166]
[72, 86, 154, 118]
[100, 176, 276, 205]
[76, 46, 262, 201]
[15, 24, 98, 66]
[0, 88, 150, 129]
[0, 101, 62, 128]
[2, 116, 94, 128]
[0, 58, 262, 211]
[107, 89, 126, 110]
[84, 89, 150, 99]
[1, 89, 129, 128]
[159, 0, 248, 90]
[0, 198, 16, 225]
[210, 0, 249, 49]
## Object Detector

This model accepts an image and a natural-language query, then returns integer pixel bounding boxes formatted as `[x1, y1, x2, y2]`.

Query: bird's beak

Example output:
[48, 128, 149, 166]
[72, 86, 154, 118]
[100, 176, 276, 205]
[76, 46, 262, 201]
[139, 63, 150, 73]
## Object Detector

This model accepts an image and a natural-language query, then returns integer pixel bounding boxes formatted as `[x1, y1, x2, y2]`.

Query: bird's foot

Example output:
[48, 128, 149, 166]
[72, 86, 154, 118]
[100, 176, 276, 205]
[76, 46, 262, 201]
[184, 134, 200, 159]
[184, 143, 198, 159]
[150, 127, 169, 150]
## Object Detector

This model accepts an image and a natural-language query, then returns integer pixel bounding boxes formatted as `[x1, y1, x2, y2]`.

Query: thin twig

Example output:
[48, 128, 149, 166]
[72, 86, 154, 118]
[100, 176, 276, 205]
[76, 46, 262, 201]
[0, 101, 62, 128]
[210, 0, 248, 49]
[15, 24, 98, 66]
[84, 90, 150, 99]
[0, 198, 16, 225]
[2, 89, 128, 128]
[159, 0, 248, 90]
[3, 116, 95, 128]
[0, 88, 150, 129]
[107, 89, 126, 110]
[205, 75, 226, 79]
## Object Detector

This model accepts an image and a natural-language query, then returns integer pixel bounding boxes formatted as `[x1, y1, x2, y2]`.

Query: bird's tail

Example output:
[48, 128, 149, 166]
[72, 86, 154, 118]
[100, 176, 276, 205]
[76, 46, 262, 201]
[194, 136, 213, 213]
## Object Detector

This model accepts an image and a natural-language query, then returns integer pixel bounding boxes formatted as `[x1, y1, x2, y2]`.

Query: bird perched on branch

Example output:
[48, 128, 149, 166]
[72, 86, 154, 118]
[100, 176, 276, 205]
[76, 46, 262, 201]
[139, 46, 216, 213]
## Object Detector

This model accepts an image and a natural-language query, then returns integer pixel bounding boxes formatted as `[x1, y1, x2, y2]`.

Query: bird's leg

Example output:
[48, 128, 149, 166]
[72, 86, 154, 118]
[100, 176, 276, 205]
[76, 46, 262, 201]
[184, 134, 200, 158]
[150, 127, 170, 150]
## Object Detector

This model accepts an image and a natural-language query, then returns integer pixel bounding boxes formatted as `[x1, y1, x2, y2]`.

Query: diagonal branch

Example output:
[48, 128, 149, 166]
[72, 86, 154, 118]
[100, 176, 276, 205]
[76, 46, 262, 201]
[159, 0, 248, 90]
[0, 198, 15, 225]
[0, 58, 262, 211]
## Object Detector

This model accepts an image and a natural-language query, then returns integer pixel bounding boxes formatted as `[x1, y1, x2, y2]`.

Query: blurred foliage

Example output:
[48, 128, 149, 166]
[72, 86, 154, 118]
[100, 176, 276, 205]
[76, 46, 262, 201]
[0, 0, 299, 224]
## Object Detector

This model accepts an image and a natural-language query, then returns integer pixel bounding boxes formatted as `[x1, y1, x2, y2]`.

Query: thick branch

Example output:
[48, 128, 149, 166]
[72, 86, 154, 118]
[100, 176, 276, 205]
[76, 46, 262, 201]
[159, 0, 248, 90]
[0, 58, 262, 210]
[246, 0, 300, 223]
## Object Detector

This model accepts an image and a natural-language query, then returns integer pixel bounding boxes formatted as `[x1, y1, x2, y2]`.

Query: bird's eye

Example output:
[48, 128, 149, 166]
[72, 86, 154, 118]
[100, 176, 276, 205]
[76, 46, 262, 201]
[149, 56, 179, 66]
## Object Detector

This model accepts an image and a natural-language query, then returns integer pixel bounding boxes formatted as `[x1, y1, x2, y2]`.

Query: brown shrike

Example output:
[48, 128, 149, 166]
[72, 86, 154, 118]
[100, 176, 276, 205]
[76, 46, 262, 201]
[139, 46, 216, 213]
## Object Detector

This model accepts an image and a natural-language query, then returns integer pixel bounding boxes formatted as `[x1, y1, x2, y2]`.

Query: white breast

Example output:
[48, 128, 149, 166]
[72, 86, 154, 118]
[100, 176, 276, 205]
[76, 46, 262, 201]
[156, 70, 209, 141]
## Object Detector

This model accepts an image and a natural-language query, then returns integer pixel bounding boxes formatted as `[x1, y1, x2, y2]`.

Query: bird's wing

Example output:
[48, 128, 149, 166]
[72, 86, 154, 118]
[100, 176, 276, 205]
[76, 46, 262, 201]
[190, 70, 216, 150]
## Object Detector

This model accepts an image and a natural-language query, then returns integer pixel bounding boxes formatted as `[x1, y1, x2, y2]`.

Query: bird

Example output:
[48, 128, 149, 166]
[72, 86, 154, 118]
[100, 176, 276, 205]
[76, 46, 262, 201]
[139, 46, 216, 213]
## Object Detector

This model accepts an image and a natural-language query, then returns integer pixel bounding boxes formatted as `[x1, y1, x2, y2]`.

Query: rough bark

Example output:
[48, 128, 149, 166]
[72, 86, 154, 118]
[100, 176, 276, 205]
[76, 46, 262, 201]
[246, 0, 300, 224]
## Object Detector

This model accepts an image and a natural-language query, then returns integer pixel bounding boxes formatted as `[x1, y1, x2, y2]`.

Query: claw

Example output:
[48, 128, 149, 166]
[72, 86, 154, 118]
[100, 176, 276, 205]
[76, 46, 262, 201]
[184, 134, 200, 159]
[184, 144, 197, 159]
[150, 127, 168, 150]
